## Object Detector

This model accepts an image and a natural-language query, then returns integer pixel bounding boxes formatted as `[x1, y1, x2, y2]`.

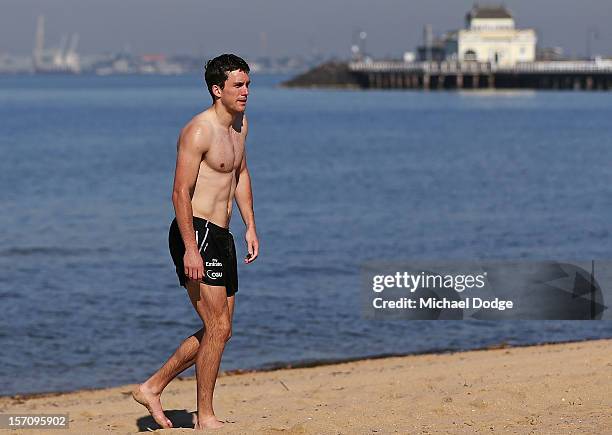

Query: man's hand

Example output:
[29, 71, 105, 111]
[244, 228, 259, 264]
[184, 248, 204, 281]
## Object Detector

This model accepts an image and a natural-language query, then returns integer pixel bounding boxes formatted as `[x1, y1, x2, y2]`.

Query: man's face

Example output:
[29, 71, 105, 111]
[215, 69, 250, 113]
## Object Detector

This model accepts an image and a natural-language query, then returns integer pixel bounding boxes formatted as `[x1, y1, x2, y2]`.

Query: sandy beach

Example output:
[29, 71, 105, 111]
[1, 339, 610, 434]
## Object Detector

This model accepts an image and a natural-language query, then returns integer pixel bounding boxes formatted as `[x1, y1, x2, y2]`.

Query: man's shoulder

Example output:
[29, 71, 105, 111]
[182, 111, 215, 135]
[179, 114, 214, 150]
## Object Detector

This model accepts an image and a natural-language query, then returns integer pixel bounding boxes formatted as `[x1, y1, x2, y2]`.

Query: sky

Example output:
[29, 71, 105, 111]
[1, 0, 611, 59]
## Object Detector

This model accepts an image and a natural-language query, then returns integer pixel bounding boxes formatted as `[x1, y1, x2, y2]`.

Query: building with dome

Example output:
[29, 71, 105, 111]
[455, 4, 537, 66]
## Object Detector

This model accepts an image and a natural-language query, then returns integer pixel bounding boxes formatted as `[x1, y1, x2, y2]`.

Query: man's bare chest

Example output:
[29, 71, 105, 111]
[204, 135, 244, 173]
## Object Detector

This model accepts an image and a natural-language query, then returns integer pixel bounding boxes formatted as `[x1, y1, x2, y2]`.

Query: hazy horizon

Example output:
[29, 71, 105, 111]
[1, 0, 611, 59]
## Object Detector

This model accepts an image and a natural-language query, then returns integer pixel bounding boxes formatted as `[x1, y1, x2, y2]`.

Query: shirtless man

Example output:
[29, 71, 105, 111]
[132, 54, 259, 430]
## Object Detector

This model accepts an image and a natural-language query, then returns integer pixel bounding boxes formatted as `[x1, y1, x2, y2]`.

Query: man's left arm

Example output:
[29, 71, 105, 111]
[235, 130, 259, 264]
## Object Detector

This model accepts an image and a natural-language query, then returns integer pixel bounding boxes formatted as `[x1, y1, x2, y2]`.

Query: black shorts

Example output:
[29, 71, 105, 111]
[169, 216, 238, 296]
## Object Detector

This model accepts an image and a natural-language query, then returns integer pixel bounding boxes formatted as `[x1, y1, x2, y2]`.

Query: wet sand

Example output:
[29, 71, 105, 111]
[1, 339, 610, 434]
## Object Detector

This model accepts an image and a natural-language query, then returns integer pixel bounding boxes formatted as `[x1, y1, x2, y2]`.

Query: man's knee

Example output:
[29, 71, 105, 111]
[218, 317, 231, 342]
[208, 318, 231, 342]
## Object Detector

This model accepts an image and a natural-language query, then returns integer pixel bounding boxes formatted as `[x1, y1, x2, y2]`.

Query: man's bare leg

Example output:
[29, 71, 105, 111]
[133, 285, 235, 429]
[189, 280, 232, 430]
[132, 328, 202, 428]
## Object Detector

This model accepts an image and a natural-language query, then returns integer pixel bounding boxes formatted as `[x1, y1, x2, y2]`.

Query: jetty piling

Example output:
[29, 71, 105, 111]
[349, 60, 612, 91]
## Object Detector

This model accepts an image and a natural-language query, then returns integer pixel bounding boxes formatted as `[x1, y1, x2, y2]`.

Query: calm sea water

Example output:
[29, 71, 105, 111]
[1, 74, 611, 396]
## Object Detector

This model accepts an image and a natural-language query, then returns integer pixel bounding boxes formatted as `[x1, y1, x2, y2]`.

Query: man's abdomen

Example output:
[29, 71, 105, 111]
[191, 171, 235, 228]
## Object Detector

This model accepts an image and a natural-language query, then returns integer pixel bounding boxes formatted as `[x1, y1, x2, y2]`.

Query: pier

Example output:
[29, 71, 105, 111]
[349, 60, 612, 91]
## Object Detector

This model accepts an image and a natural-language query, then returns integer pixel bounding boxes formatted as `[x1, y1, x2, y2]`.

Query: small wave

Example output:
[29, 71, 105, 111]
[0, 246, 111, 257]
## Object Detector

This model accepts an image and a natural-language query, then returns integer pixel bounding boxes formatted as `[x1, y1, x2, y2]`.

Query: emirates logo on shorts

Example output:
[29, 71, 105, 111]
[206, 258, 222, 267]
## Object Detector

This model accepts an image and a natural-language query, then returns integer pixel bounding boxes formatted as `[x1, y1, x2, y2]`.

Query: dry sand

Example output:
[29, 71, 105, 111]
[1, 339, 610, 434]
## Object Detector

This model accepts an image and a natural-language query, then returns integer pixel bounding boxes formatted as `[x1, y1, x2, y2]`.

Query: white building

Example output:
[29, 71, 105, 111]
[456, 5, 537, 66]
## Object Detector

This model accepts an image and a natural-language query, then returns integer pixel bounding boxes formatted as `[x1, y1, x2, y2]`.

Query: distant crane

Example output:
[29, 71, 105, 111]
[54, 34, 68, 65]
[33, 15, 45, 68]
[32, 15, 80, 73]
[65, 34, 80, 73]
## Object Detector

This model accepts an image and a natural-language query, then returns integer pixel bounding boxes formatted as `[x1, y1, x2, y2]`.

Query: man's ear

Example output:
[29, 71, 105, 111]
[212, 84, 222, 99]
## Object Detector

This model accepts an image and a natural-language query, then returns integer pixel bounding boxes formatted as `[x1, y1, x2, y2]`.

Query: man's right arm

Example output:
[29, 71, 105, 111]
[171, 122, 210, 282]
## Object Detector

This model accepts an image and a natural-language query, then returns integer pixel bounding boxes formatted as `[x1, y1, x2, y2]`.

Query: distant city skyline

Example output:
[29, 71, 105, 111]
[1, 0, 611, 59]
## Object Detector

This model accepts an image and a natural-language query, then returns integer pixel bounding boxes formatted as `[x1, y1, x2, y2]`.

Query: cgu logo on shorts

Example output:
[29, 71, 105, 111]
[206, 258, 222, 267]
[206, 270, 223, 280]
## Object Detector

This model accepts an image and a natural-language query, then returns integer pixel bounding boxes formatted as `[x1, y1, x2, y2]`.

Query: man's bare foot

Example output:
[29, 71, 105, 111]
[132, 384, 173, 429]
[192, 412, 224, 430]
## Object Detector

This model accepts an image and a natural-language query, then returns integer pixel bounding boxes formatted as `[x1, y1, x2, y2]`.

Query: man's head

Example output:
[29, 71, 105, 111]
[204, 54, 250, 112]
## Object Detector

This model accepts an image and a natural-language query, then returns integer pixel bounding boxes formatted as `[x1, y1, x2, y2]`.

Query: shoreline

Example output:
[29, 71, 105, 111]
[1, 338, 610, 433]
[1, 336, 608, 400]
